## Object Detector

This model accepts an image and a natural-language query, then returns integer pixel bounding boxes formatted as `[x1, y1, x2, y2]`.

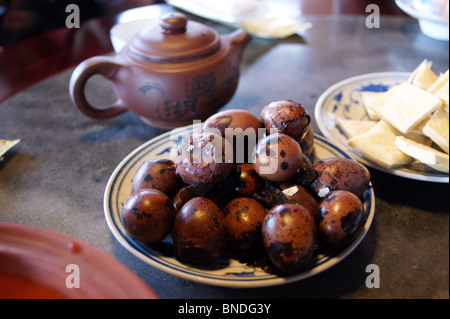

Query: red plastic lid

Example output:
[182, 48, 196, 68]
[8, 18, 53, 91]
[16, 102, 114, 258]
[0, 222, 158, 299]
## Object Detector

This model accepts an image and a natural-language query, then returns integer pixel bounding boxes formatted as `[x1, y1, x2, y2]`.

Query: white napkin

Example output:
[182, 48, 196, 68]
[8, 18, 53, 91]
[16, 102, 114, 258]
[166, 0, 311, 39]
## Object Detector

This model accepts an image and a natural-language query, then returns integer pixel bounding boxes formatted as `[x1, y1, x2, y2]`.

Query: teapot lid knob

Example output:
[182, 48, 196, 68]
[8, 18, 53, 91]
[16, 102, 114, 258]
[159, 12, 187, 34]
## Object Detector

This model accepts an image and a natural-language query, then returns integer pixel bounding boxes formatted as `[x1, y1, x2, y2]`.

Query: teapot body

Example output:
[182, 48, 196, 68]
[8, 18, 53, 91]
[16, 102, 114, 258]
[69, 13, 251, 129]
[113, 44, 242, 128]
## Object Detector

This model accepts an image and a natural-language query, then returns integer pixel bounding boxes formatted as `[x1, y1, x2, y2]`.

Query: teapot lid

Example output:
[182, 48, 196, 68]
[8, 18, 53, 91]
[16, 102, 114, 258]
[127, 12, 221, 63]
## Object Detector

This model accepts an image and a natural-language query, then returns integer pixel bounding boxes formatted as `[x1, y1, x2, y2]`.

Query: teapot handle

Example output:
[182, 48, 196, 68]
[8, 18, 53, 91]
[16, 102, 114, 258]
[69, 56, 128, 119]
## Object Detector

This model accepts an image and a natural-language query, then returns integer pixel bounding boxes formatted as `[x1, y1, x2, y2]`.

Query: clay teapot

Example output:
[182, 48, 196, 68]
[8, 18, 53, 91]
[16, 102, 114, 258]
[69, 12, 251, 129]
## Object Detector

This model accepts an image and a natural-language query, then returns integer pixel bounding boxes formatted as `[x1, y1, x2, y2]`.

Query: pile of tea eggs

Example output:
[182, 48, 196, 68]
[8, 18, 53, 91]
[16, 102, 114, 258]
[121, 100, 371, 274]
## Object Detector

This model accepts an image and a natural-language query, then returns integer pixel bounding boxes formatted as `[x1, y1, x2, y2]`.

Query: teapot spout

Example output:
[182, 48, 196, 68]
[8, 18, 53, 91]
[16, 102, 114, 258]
[223, 29, 252, 52]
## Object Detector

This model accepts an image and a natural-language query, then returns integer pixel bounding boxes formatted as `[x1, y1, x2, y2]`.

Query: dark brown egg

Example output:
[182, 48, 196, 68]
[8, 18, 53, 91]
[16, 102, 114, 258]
[252, 133, 304, 182]
[310, 157, 371, 198]
[277, 182, 319, 216]
[172, 183, 213, 211]
[173, 133, 235, 186]
[232, 163, 264, 197]
[203, 109, 264, 164]
[223, 197, 267, 252]
[316, 190, 366, 246]
[202, 109, 263, 137]
[260, 100, 311, 140]
[132, 159, 180, 197]
[121, 189, 177, 244]
[172, 197, 227, 264]
[262, 204, 317, 274]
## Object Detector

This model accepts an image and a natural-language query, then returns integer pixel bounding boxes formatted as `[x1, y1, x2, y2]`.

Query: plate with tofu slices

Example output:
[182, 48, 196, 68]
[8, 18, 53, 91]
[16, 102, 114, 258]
[315, 60, 449, 183]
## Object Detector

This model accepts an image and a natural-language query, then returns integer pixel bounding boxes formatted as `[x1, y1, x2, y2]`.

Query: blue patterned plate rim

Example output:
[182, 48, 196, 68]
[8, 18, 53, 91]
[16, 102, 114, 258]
[103, 125, 376, 288]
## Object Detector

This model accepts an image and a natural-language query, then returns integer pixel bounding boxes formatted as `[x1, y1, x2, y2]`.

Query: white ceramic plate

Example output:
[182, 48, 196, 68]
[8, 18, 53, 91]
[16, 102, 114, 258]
[103, 125, 375, 288]
[395, 0, 449, 41]
[315, 72, 449, 183]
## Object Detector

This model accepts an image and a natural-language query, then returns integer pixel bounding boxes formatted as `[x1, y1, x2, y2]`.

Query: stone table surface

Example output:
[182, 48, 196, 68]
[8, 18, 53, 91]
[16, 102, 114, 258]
[0, 10, 448, 299]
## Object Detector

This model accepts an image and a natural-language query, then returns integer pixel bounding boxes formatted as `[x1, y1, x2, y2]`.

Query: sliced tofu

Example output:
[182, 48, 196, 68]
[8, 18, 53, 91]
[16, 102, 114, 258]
[360, 91, 382, 120]
[408, 59, 432, 84]
[395, 136, 449, 173]
[347, 120, 413, 168]
[336, 118, 377, 138]
[390, 121, 432, 146]
[408, 59, 433, 83]
[410, 61, 438, 90]
[428, 70, 449, 113]
[410, 115, 432, 135]
[423, 106, 449, 153]
[435, 80, 449, 110]
[369, 82, 442, 134]
[346, 60, 448, 174]
[428, 69, 449, 94]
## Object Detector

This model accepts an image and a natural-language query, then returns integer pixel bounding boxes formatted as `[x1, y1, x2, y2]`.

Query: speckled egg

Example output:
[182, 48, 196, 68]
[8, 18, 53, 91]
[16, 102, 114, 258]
[252, 133, 304, 182]
[132, 159, 180, 197]
[202, 109, 263, 137]
[310, 157, 371, 198]
[316, 190, 366, 246]
[262, 204, 317, 274]
[173, 133, 235, 186]
[260, 100, 311, 141]
[203, 109, 264, 164]
[172, 197, 228, 264]
[121, 189, 177, 244]
[223, 197, 267, 252]
[172, 183, 212, 211]
[277, 182, 319, 216]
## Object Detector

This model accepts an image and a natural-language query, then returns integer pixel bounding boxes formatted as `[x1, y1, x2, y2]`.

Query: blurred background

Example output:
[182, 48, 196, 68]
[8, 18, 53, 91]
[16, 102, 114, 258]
[0, 0, 163, 46]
